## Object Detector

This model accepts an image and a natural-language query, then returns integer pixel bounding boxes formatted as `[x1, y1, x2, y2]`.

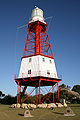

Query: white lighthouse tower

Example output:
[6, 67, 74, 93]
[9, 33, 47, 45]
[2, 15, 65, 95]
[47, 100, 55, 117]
[15, 7, 62, 105]
[19, 7, 57, 79]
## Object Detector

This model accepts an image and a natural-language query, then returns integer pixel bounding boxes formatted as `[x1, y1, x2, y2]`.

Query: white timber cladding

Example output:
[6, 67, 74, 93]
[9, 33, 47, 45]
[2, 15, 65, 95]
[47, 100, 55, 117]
[29, 7, 46, 24]
[31, 7, 43, 18]
[18, 55, 58, 79]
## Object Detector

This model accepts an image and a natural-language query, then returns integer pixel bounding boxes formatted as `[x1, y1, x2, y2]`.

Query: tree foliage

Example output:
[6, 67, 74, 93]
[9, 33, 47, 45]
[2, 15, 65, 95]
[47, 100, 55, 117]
[1, 95, 16, 105]
[0, 91, 5, 98]
[59, 84, 71, 90]
[72, 85, 80, 94]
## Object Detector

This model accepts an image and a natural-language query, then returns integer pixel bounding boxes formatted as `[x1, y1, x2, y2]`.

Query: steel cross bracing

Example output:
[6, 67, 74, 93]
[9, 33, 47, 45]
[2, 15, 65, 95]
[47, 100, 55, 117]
[15, 77, 61, 105]
[23, 21, 53, 57]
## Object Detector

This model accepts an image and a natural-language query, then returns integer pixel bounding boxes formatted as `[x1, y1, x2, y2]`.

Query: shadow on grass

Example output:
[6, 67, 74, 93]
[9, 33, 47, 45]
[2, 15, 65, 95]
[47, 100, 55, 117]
[53, 112, 64, 115]
[18, 113, 24, 116]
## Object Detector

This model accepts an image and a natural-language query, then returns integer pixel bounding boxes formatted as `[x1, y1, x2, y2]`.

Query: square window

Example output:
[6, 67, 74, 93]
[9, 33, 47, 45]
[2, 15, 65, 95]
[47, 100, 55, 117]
[47, 70, 50, 75]
[42, 58, 45, 62]
[29, 58, 32, 62]
[28, 69, 31, 74]
[50, 60, 52, 63]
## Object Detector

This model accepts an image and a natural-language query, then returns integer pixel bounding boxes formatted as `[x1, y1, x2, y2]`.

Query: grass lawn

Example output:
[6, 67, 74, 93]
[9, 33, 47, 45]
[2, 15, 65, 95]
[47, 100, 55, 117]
[0, 104, 80, 120]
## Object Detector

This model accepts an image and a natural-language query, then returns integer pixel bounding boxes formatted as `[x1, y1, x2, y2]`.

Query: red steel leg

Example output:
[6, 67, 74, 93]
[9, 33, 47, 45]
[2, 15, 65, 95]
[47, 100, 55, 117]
[17, 81, 20, 104]
[52, 86, 54, 103]
[57, 82, 60, 102]
[39, 79, 41, 104]
[36, 87, 38, 105]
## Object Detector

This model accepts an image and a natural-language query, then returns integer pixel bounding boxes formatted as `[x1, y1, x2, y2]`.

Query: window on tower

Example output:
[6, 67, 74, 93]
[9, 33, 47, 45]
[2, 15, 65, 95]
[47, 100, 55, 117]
[50, 60, 52, 63]
[42, 58, 45, 62]
[28, 69, 31, 74]
[29, 58, 32, 62]
[47, 70, 50, 75]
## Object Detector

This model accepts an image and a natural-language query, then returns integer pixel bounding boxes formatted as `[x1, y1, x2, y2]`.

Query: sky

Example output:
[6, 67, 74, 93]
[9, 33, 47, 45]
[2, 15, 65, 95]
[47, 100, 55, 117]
[0, 0, 80, 96]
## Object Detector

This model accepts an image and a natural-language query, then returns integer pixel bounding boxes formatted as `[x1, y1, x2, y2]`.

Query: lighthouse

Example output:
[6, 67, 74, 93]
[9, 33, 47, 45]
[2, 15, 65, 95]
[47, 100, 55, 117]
[15, 7, 62, 105]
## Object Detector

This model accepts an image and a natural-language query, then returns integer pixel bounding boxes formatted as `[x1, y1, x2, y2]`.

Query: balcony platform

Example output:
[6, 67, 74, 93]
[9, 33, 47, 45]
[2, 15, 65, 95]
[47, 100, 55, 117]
[15, 76, 62, 87]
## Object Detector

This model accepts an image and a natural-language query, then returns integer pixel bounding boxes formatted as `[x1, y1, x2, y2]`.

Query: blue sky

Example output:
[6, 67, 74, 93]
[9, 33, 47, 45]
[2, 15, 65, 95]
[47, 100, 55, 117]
[0, 0, 80, 96]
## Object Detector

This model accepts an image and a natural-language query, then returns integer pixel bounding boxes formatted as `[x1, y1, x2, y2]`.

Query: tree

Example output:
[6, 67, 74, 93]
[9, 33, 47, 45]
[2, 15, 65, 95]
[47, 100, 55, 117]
[72, 85, 80, 94]
[0, 91, 2, 96]
[0, 91, 5, 98]
[66, 85, 71, 90]
[1, 95, 17, 105]
[59, 84, 66, 89]
[59, 84, 71, 90]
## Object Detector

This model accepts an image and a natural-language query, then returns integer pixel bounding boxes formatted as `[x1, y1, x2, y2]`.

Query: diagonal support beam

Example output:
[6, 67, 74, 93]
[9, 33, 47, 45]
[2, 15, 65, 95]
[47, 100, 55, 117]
[40, 88, 52, 103]
[21, 86, 35, 104]
[42, 86, 53, 102]
[21, 86, 27, 97]
[21, 81, 39, 104]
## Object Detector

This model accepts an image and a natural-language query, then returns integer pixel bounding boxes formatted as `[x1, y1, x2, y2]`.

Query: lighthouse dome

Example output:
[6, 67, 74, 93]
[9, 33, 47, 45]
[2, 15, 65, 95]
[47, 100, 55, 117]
[29, 7, 46, 24]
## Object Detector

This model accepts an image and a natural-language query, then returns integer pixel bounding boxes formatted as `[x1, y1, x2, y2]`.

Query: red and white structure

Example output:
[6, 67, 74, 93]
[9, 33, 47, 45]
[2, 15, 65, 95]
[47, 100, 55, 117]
[15, 7, 62, 104]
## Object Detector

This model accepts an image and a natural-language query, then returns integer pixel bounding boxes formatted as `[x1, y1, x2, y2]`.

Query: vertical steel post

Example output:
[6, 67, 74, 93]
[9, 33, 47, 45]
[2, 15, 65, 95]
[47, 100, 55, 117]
[35, 21, 42, 55]
[39, 79, 41, 104]
[17, 81, 20, 104]
[19, 85, 21, 104]
[57, 82, 60, 102]
[36, 87, 38, 105]
[52, 86, 54, 103]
